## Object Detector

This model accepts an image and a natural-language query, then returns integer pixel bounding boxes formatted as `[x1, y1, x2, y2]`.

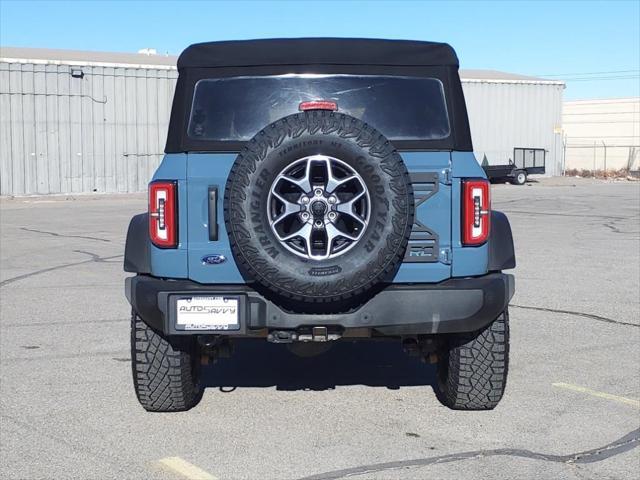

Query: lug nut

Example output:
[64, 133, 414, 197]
[314, 188, 323, 197]
[328, 196, 337, 204]
[300, 196, 309, 204]
[301, 212, 310, 220]
[328, 212, 337, 220]
[314, 220, 323, 227]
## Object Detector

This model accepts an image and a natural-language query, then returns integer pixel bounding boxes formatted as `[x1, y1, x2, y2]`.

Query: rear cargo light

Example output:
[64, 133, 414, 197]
[299, 100, 338, 111]
[462, 179, 490, 245]
[149, 181, 177, 248]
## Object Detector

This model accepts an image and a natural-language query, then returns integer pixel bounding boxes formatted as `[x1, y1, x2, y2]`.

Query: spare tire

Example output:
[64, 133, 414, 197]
[224, 110, 414, 307]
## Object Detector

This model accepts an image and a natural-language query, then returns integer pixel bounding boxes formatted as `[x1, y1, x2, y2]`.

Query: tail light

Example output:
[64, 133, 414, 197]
[462, 179, 490, 245]
[149, 181, 177, 248]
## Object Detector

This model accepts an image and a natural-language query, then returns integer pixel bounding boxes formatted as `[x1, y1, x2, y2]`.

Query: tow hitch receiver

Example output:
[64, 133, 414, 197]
[267, 327, 341, 343]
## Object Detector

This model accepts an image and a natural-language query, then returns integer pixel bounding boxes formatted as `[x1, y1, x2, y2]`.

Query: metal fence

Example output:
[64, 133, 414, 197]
[563, 141, 640, 174]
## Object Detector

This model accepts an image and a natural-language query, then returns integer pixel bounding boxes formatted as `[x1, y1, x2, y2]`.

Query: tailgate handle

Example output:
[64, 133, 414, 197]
[208, 186, 218, 241]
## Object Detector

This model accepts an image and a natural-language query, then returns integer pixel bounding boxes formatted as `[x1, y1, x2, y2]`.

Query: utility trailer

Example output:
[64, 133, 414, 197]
[483, 147, 546, 185]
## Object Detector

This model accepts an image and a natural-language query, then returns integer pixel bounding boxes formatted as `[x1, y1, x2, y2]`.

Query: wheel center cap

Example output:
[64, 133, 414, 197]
[310, 200, 327, 216]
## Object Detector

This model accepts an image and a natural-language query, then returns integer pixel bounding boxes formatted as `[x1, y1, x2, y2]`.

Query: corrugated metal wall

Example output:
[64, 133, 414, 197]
[0, 60, 564, 195]
[0, 61, 177, 195]
[462, 81, 565, 176]
[563, 98, 640, 171]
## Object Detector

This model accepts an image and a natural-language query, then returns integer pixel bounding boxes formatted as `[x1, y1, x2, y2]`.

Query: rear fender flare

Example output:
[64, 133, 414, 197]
[124, 213, 151, 274]
[488, 211, 516, 271]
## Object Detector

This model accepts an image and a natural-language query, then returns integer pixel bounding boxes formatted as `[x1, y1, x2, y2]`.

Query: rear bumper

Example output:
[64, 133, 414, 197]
[126, 273, 514, 336]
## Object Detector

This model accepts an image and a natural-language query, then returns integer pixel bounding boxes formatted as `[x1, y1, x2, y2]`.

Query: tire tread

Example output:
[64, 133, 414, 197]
[131, 312, 202, 412]
[436, 310, 510, 410]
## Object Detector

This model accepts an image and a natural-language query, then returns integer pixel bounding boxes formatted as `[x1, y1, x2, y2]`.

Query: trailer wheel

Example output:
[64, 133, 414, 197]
[513, 170, 527, 185]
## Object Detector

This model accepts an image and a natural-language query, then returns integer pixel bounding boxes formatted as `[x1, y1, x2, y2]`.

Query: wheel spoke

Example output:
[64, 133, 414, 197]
[281, 160, 312, 193]
[323, 158, 358, 193]
[279, 222, 314, 258]
[301, 224, 315, 257]
[328, 175, 357, 193]
[336, 190, 366, 216]
[326, 221, 359, 242]
[341, 210, 366, 231]
[270, 191, 301, 226]
[310, 230, 330, 260]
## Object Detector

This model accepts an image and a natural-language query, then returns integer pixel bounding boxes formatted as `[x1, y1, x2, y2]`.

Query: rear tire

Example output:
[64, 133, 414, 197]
[131, 311, 203, 412]
[435, 309, 509, 410]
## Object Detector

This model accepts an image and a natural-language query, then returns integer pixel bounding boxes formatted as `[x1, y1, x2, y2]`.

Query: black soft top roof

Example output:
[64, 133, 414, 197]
[166, 38, 472, 153]
[178, 38, 459, 69]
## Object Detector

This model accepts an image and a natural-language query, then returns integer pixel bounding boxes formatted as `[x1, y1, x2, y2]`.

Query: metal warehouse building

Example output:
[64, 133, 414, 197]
[0, 46, 565, 196]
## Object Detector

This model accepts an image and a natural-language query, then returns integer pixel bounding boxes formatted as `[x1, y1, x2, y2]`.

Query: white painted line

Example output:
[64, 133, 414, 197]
[553, 382, 640, 408]
[158, 456, 218, 480]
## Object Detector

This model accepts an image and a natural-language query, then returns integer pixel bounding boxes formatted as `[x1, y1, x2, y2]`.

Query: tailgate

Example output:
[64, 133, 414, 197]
[185, 151, 452, 285]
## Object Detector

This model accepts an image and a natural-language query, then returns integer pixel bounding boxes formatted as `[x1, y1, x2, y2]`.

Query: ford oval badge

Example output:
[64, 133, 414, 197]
[202, 254, 226, 265]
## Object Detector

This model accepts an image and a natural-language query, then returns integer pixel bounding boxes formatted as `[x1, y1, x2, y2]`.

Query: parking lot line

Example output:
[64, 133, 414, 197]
[553, 382, 640, 408]
[158, 456, 218, 480]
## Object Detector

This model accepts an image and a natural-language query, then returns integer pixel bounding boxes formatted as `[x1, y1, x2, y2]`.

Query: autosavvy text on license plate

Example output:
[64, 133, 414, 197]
[176, 296, 239, 330]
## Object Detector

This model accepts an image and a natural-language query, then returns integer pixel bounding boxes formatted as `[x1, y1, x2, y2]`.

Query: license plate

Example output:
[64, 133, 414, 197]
[176, 296, 239, 330]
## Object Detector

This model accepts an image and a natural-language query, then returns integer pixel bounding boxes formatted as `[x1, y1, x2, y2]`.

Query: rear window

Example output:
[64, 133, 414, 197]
[187, 75, 450, 142]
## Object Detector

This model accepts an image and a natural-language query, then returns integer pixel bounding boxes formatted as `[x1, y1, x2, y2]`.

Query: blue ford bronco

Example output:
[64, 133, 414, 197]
[124, 38, 515, 412]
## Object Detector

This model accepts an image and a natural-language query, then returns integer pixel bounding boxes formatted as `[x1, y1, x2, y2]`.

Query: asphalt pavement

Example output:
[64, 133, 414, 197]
[1, 177, 639, 480]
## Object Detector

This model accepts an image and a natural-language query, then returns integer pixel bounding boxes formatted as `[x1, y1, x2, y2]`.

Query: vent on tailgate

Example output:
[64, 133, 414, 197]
[404, 172, 439, 263]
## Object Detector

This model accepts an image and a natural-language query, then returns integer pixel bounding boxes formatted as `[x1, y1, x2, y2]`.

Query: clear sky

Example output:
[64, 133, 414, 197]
[1, 0, 638, 100]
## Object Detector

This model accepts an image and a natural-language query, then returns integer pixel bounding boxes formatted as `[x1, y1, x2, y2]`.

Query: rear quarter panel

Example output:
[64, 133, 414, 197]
[450, 151, 489, 277]
[149, 154, 188, 278]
